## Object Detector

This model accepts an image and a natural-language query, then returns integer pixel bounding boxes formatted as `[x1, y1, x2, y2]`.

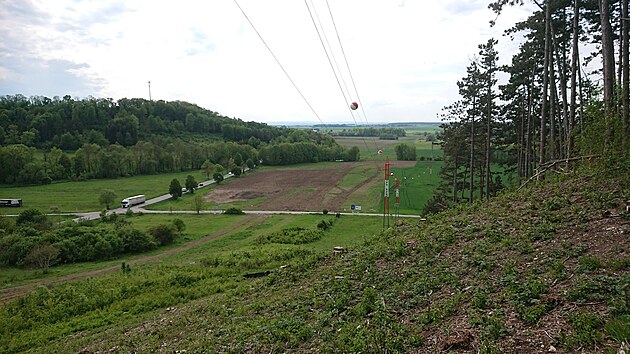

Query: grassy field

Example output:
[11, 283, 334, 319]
[4, 161, 627, 352]
[390, 161, 443, 214]
[339, 161, 443, 214]
[334, 134, 443, 162]
[0, 170, 209, 214]
[0, 212, 388, 289]
[0, 212, 395, 352]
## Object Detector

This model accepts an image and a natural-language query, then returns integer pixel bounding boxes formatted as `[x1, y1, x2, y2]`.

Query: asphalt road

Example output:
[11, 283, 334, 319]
[61, 171, 421, 221]
[72, 173, 234, 222]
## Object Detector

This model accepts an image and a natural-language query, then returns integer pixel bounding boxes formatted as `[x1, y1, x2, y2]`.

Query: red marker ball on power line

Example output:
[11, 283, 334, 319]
[350, 102, 358, 110]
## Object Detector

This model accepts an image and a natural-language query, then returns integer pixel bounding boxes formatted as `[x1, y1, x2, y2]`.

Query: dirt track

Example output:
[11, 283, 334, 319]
[0, 215, 268, 304]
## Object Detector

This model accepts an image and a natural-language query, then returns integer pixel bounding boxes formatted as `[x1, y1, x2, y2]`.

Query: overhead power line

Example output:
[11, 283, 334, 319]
[304, 0, 372, 153]
[232, 0, 328, 130]
[305, 0, 382, 155]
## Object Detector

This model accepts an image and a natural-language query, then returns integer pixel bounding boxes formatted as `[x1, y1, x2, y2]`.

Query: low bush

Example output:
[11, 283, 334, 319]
[224, 207, 245, 215]
[257, 227, 323, 245]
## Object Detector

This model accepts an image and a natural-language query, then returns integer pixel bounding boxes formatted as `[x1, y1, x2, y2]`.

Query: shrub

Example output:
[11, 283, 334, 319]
[16, 208, 50, 230]
[317, 219, 333, 231]
[257, 227, 323, 245]
[149, 224, 178, 246]
[118, 227, 156, 253]
[172, 218, 185, 232]
[224, 207, 245, 215]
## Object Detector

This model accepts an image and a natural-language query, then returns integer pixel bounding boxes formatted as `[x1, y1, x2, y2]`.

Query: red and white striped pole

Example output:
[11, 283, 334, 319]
[383, 159, 390, 229]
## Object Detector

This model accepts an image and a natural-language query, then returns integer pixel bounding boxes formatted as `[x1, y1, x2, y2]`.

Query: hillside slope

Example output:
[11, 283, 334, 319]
[23, 166, 630, 352]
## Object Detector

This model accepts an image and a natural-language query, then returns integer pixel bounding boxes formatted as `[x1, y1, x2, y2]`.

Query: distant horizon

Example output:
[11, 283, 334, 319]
[1, 91, 443, 127]
[1, 1, 535, 124]
[267, 121, 442, 127]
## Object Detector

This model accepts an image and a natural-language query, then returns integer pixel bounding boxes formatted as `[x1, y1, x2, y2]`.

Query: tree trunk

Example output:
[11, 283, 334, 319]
[479, 159, 484, 200]
[526, 75, 534, 178]
[485, 76, 492, 200]
[452, 156, 459, 203]
[539, 0, 551, 177]
[600, 0, 616, 114]
[568, 0, 579, 159]
[550, 50, 558, 162]
[551, 22, 569, 159]
[469, 97, 476, 205]
[622, 0, 629, 150]
[518, 90, 526, 184]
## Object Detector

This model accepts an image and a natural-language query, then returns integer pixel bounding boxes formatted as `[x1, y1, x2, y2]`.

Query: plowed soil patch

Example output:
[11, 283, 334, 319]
[205, 163, 370, 211]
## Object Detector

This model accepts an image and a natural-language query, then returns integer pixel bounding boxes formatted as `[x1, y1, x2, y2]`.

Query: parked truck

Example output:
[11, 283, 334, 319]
[121, 195, 146, 208]
[0, 199, 22, 207]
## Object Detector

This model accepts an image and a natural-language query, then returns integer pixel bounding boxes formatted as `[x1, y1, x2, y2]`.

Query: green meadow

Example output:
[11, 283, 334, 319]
[389, 161, 443, 214]
[0, 170, 209, 214]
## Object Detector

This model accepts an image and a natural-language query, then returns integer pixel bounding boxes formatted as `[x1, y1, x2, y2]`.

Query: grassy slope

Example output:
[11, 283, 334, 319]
[26, 163, 630, 353]
[0, 214, 391, 352]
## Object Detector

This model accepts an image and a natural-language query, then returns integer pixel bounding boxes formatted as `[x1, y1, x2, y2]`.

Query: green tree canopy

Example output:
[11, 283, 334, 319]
[169, 178, 182, 200]
[99, 189, 117, 210]
[185, 175, 197, 193]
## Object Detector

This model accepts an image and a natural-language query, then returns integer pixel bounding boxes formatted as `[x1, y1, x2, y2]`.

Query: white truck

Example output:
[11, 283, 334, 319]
[121, 195, 146, 208]
[0, 198, 22, 207]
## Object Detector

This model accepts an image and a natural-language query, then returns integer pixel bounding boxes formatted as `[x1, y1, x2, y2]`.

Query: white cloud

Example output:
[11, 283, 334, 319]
[0, 0, 537, 123]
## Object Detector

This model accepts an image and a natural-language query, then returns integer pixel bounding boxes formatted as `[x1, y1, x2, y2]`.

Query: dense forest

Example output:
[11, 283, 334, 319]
[0, 96, 358, 184]
[429, 0, 630, 213]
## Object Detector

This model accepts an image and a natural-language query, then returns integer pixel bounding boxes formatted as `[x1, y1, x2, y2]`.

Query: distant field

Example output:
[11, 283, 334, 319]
[0, 170, 208, 214]
[333, 123, 443, 162]
[147, 162, 384, 213]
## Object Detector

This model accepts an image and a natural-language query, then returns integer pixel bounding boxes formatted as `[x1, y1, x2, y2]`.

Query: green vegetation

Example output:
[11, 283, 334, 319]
[2, 162, 627, 352]
[330, 127, 407, 139]
[0, 209, 191, 269]
[389, 161, 443, 214]
[394, 143, 417, 160]
[334, 132, 443, 162]
[0, 213, 384, 352]
[168, 178, 183, 200]
[0, 96, 360, 188]
[0, 170, 207, 214]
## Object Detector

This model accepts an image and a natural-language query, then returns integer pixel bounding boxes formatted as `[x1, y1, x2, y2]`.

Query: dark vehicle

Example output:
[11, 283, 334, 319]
[0, 199, 22, 207]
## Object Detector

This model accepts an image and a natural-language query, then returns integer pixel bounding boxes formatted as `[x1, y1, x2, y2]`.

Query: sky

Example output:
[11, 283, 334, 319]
[0, 0, 538, 124]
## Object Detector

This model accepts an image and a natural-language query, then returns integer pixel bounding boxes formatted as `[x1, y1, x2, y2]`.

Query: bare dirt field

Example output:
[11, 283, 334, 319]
[204, 161, 417, 212]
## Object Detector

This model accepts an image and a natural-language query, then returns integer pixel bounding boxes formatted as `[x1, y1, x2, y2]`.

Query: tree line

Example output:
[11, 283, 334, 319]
[0, 96, 360, 185]
[429, 0, 629, 213]
[0, 137, 358, 185]
[331, 127, 407, 139]
[0, 95, 293, 148]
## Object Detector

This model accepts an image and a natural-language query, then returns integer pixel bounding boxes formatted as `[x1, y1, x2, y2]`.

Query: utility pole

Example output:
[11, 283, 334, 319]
[148, 81, 152, 101]
[383, 159, 390, 230]
[394, 177, 400, 224]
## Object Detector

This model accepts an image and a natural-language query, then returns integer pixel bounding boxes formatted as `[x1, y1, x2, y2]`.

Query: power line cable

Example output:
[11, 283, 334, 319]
[232, 0, 328, 130]
[304, 0, 371, 153]
[324, 0, 382, 154]
[309, 0, 354, 104]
